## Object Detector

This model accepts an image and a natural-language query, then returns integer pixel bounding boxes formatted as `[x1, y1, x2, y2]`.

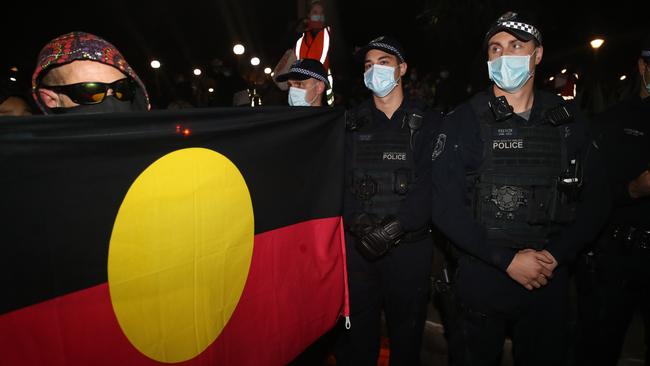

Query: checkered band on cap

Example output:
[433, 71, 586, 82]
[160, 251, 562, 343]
[289, 66, 329, 85]
[499, 21, 542, 43]
[369, 42, 405, 62]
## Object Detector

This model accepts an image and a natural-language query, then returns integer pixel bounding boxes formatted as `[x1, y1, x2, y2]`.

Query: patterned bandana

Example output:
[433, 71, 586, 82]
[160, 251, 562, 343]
[32, 32, 150, 112]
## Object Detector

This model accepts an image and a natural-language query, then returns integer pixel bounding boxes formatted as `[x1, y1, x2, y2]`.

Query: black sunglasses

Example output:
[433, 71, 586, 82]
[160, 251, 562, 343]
[42, 78, 136, 105]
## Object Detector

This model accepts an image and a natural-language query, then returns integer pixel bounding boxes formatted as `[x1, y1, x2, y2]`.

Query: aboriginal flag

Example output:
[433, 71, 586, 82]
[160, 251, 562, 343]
[0, 106, 348, 366]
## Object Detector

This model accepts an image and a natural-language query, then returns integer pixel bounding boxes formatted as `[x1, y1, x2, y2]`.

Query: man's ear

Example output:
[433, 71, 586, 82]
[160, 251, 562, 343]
[399, 62, 408, 78]
[534, 46, 543, 65]
[317, 81, 326, 95]
[638, 57, 647, 77]
[37, 88, 61, 108]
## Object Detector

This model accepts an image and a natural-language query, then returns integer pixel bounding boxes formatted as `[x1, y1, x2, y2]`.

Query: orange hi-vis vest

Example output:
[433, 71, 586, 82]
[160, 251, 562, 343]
[295, 26, 331, 71]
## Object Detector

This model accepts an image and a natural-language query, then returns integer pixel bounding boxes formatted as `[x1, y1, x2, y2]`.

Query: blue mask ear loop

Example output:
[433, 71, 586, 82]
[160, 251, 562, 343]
[306, 83, 320, 105]
[529, 48, 538, 77]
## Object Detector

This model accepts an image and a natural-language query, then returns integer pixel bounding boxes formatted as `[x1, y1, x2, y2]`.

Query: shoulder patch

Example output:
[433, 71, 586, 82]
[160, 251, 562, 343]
[432, 133, 447, 161]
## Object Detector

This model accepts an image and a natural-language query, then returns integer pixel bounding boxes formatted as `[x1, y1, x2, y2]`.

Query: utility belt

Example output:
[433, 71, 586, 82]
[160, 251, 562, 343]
[608, 224, 650, 251]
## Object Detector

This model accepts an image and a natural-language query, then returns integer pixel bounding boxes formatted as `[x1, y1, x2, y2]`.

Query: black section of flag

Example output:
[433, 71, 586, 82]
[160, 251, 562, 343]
[0, 107, 344, 314]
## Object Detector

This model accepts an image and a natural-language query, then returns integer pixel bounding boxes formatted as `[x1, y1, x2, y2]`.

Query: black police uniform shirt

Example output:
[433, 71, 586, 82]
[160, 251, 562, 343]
[595, 95, 650, 226]
[343, 97, 441, 233]
[430, 89, 611, 272]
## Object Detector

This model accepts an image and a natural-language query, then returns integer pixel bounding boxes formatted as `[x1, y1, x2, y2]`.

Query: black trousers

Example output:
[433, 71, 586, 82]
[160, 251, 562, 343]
[335, 234, 433, 366]
[575, 238, 650, 366]
[449, 257, 570, 366]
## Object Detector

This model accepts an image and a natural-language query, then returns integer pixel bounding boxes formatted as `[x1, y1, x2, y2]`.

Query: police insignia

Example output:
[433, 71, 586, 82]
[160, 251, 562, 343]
[432, 133, 447, 161]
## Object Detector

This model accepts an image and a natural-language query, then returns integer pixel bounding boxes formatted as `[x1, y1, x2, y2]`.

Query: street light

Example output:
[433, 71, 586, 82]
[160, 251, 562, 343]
[233, 44, 245, 55]
[264, 67, 272, 75]
[250, 57, 260, 66]
[590, 38, 604, 50]
[561, 68, 567, 74]
[193, 68, 202, 76]
[619, 75, 627, 81]
[208, 88, 215, 93]
[150, 60, 161, 69]
[9, 77, 16, 82]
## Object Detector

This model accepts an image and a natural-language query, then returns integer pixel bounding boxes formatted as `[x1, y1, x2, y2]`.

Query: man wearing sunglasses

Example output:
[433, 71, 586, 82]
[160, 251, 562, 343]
[32, 32, 150, 114]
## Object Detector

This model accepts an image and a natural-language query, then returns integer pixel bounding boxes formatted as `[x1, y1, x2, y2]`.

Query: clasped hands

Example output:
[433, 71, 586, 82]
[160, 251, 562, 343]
[506, 249, 558, 291]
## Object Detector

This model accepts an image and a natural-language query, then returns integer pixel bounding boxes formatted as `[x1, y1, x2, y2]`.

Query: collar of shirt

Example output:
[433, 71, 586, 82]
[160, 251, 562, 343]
[369, 97, 409, 124]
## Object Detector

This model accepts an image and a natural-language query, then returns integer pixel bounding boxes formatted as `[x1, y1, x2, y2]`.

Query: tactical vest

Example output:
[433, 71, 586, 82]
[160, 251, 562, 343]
[469, 94, 578, 249]
[346, 102, 423, 218]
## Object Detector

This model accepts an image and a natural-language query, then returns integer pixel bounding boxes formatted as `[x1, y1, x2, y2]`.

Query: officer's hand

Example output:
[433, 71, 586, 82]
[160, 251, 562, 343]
[537, 249, 558, 275]
[356, 216, 404, 260]
[506, 250, 554, 290]
[628, 170, 650, 199]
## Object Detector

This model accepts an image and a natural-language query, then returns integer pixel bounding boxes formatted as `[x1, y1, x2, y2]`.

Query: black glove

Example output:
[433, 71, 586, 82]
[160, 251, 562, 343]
[357, 216, 404, 260]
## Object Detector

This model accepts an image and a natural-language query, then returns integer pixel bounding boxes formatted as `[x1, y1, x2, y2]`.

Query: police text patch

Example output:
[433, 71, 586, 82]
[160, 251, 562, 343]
[492, 139, 524, 150]
[383, 152, 407, 161]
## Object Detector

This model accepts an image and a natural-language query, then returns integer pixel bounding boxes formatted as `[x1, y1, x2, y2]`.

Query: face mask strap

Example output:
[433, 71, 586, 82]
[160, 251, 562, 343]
[301, 83, 320, 105]
[528, 48, 538, 78]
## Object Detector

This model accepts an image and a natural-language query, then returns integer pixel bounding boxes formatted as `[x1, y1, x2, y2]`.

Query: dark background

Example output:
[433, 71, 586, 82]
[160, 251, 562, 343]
[2, 0, 647, 110]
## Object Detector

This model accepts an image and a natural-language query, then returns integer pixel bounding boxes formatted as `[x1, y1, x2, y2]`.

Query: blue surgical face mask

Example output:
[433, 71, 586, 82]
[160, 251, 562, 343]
[364, 64, 399, 97]
[487, 49, 537, 93]
[288, 86, 317, 106]
[310, 14, 325, 23]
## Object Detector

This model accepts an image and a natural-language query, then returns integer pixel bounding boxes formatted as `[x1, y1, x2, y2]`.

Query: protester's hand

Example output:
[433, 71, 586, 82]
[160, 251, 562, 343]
[506, 250, 554, 290]
[628, 170, 650, 199]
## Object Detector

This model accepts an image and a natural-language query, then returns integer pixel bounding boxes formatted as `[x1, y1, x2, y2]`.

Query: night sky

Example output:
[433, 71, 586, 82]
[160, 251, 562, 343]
[2, 0, 647, 108]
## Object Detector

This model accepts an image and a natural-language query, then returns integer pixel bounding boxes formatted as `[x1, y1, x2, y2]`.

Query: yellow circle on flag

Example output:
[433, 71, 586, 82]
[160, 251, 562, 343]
[108, 148, 254, 363]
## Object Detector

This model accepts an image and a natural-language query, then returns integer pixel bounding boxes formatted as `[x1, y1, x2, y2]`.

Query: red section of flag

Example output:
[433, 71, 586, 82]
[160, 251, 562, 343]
[0, 217, 346, 366]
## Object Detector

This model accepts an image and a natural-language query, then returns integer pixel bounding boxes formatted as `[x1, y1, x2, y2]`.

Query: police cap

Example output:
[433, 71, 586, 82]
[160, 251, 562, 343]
[484, 11, 542, 48]
[275, 58, 329, 87]
[355, 36, 406, 64]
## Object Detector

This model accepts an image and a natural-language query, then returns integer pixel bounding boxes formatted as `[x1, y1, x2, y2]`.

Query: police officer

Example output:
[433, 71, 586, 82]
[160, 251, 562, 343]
[430, 12, 610, 365]
[275, 58, 329, 107]
[336, 36, 441, 366]
[576, 35, 650, 366]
